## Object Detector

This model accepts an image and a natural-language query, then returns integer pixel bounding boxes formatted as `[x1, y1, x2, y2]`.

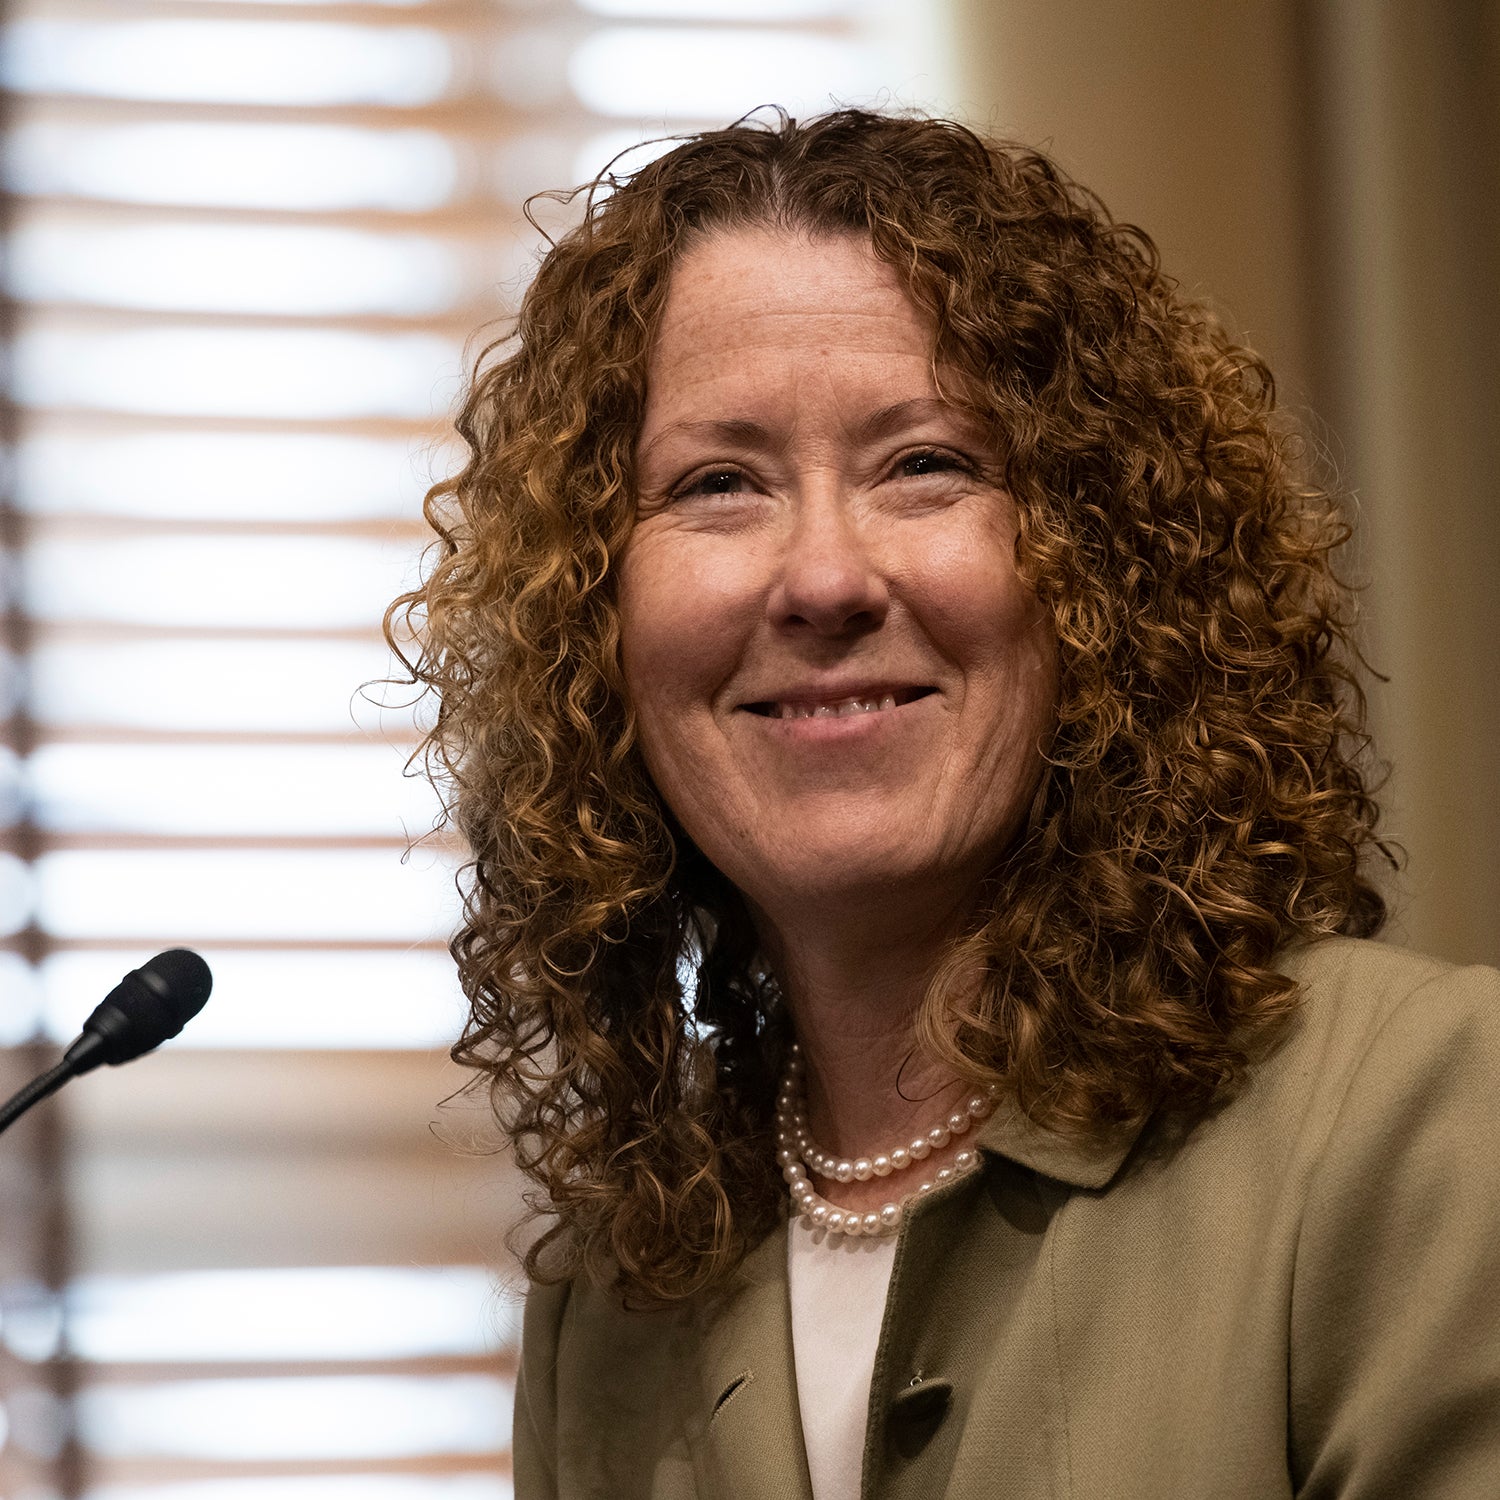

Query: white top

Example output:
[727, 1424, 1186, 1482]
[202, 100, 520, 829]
[787, 1219, 899, 1500]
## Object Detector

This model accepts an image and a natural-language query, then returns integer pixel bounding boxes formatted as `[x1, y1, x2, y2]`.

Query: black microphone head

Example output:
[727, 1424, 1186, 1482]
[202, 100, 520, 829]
[79, 949, 214, 1068]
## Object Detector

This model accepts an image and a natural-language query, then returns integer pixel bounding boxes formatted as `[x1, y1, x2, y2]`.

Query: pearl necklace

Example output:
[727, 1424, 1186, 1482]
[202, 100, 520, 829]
[773, 1042, 996, 1238]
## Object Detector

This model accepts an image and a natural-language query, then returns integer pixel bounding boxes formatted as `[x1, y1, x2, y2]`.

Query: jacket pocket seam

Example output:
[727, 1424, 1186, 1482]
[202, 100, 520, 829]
[709, 1369, 755, 1426]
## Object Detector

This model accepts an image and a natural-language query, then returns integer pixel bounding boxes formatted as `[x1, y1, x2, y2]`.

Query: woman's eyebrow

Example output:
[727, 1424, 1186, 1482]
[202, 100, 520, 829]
[852, 397, 963, 441]
[638, 417, 776, 463]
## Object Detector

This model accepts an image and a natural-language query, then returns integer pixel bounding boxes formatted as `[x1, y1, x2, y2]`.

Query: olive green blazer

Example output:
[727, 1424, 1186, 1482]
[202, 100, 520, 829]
[513, 937, 1500, 1498]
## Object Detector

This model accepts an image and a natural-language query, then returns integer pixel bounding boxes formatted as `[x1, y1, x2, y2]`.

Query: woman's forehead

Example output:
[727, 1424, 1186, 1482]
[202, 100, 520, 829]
[639, 229, 943, 430]
[656, 225, 915, 331]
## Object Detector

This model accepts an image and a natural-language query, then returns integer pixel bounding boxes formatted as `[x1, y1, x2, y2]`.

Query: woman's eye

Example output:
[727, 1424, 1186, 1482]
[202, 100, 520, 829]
[675, 467, 748, 499]
[897, 449, 968, 479]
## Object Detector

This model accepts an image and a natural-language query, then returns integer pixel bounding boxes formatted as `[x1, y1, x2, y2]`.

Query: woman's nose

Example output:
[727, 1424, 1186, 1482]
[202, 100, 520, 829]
[766, 490, 889, 638]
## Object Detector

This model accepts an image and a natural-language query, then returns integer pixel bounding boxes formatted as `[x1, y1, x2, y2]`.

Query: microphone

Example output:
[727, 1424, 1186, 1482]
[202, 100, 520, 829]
[0, 949, 213, 1137]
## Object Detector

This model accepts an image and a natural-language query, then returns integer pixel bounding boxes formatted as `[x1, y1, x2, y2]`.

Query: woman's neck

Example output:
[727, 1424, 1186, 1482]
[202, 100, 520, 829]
[755, 893, 981, 1212]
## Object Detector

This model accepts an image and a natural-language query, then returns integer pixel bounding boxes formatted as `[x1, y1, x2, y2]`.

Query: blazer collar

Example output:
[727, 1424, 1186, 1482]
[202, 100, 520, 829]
[975, 1098, 1146, 1189]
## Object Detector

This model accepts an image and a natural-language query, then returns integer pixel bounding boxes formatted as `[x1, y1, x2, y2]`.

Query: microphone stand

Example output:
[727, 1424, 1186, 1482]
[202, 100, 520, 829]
[0, 1054, 81, 1137]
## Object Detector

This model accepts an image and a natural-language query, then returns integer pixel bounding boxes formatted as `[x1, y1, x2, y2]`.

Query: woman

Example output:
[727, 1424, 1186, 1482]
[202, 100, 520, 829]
[392, 110, 1500, 1498]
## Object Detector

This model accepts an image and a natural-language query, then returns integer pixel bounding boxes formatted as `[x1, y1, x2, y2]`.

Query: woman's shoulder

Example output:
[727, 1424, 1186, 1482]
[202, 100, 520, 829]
[1147, 935, 1500, 1180]
[1219, 934, 1500, 1171]
[517, 1260, 705, 1397]
[1274, 932, 1500, 1062]
[1262, 937, 1500, 1485]
[1279, 928, 1497, 994]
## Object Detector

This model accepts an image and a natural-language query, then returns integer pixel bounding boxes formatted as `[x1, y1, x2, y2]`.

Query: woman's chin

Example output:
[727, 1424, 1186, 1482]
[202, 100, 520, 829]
[726, 842, 976, 928]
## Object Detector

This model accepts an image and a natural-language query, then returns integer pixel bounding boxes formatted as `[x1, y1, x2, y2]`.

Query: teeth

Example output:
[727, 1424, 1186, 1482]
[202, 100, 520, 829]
[773, 694, 900, 720]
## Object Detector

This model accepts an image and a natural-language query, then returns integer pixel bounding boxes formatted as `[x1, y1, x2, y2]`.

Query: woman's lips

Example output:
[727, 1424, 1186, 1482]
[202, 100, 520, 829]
[740, 686, 936, 720]
[768, 694, 895, 720]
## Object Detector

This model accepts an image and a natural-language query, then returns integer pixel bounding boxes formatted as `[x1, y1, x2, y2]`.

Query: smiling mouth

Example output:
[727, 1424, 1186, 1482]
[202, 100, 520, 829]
[742, 687, 936, 721]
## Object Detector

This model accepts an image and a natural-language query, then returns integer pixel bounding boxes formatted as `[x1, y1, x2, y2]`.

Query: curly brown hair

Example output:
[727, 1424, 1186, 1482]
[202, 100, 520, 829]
[388, 108, 1393, 1305]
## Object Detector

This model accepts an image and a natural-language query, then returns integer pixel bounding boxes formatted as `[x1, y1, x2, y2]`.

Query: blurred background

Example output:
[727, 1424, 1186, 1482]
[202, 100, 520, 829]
[0, 0, 1495, 1495]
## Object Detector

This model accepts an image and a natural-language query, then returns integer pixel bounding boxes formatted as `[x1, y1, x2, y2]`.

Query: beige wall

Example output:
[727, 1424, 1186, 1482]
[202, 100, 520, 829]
[947, 0, 1314, 410]
[949, 0, 1500, 965]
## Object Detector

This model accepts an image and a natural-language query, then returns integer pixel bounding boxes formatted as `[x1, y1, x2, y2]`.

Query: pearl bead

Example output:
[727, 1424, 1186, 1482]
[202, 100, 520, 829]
[775, 1048, 998, 1245]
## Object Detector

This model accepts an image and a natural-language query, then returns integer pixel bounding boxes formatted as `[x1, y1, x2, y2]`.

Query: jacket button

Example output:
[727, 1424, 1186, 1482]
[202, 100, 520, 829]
[888, 1376, 953, 1460]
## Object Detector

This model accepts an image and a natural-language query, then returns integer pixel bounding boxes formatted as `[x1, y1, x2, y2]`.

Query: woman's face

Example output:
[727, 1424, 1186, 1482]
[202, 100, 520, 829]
[618, 227, 1058, 928]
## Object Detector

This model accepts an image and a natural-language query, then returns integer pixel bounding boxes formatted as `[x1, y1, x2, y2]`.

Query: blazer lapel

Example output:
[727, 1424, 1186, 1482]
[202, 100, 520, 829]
[689, 1216, 815, 1500]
